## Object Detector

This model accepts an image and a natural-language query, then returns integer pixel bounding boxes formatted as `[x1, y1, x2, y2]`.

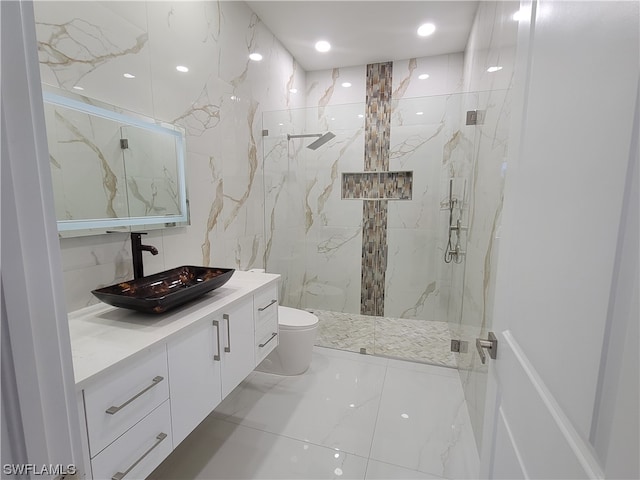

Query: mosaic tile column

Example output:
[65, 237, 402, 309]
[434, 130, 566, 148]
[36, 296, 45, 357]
[361, 62, 393, 316]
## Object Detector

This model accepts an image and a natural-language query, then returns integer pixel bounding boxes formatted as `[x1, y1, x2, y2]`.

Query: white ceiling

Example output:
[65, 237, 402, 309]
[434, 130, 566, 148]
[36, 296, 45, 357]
[245, 1, 479, 72]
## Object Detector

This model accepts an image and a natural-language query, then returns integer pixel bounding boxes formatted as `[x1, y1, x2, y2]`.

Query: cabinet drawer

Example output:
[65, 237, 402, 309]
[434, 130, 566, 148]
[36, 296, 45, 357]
[83, 348, 169, 457]
[254, 285, 278, 331]
[91, 401, 172, 480]
[255, 317, 279, 364]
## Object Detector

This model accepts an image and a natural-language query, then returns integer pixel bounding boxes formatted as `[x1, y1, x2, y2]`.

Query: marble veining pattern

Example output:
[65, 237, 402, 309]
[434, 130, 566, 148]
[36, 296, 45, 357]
[37, 17, 148, 90]
[312, 309, 457, 368]
[37, 1, 307, 311]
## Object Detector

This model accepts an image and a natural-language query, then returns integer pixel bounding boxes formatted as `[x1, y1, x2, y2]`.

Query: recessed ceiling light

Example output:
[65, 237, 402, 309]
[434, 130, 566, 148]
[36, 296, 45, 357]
[341, 82, 352, 88]
[417, 23, 436, 37]
[249, 53, 263, 61]
[315, 40, 331, 53]
[357, 114, 364, 118]
[123, 73, 135, 79]
[289, 88, 298, 93]
[487, 66, 503, 73]
[418, 73, 430, 80]
[72, 85, 84, 91]
[176, 65, 189, 73]
[416, 111, 424, 115]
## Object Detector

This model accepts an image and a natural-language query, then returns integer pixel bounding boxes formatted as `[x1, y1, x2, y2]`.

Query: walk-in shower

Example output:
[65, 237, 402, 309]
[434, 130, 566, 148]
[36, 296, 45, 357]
[262, 91, 496, 369]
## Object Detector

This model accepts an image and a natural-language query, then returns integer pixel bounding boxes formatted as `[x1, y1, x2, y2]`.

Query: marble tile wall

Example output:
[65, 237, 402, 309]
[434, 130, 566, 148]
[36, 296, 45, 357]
[264, 53, 466, 318]
[34, 1, 306, 311]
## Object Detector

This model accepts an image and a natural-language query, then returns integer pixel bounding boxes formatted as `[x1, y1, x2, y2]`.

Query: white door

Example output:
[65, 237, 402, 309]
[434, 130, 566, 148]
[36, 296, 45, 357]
[479, 1, 638, 478]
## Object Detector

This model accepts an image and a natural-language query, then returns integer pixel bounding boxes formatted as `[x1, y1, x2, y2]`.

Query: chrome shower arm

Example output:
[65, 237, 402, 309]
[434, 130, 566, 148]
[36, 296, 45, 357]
[287, 133, 323, 140]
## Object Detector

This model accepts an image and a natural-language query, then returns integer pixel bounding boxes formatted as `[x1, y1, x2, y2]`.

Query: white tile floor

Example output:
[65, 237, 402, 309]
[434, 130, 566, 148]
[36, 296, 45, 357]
[150, 347, 479, 480]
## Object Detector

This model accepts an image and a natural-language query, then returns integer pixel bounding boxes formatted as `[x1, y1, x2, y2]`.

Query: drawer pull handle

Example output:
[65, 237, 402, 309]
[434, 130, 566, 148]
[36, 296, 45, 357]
[224, 314, 231, 353]
[258, 332, 278, 348]
[258, 299, 277, 311]
[212, 320, 221, 361]
[105, 376, 164, 415]
[111, 432, 167, 480]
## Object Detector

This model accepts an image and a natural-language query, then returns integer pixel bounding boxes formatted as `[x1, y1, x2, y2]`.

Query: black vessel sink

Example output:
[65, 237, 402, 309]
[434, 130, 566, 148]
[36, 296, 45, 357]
[92, 266, 235, 314]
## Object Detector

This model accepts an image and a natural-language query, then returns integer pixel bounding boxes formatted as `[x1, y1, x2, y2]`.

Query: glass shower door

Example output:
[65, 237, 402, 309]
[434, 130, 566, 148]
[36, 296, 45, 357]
[373, 91, 480, 367]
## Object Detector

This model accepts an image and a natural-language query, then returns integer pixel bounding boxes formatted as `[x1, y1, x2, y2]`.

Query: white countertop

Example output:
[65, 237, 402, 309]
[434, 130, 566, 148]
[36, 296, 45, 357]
[68, 270, 279, 389]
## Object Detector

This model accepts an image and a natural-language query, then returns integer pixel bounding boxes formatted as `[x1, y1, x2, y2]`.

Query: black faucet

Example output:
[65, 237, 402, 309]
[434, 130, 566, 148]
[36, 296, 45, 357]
[131, 232, 159, 279]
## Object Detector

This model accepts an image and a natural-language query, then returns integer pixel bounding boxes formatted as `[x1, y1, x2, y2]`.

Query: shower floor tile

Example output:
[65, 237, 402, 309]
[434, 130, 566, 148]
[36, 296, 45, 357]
[310, 309, 457, 368]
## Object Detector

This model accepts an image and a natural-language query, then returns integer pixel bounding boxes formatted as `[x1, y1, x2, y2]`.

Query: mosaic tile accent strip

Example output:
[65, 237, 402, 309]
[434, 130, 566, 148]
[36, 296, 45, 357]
[342, 171, 413, 200]
[364, 62, 393, 172]
[361, 200, 387, 316]
[361, 62, 393, 317]
[310, 309, 457, 368]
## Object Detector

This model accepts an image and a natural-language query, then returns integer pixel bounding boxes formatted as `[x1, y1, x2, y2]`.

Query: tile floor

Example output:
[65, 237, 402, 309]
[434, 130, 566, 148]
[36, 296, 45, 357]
[150, 347, 479, 480]
[312, 310, 457, 368]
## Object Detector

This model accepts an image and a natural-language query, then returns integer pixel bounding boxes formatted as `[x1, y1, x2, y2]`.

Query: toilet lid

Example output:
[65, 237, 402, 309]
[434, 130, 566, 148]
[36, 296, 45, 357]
[278, 306, 319, 327]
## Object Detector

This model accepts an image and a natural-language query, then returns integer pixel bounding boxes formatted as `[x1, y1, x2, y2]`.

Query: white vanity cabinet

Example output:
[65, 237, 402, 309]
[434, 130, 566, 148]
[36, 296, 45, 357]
[216, 299, 256, 398]
[166, 294, 257, 445]
[69, 272, 280, 480]
[83, 347, 170, 457]
[167, 319, 222, 447]
[82, 347, 172, 480]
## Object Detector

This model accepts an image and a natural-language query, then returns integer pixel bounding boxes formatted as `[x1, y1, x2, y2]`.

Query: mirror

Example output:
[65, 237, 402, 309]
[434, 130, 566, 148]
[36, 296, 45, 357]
[43, 89, 189, 237]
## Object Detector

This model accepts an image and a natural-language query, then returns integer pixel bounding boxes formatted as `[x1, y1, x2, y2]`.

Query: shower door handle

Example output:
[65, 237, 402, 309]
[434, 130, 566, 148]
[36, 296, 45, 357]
[476, 332, 498, 364]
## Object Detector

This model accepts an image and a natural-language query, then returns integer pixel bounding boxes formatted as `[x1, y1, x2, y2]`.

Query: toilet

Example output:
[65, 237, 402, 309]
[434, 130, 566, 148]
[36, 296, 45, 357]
[256, 306, 319, 375]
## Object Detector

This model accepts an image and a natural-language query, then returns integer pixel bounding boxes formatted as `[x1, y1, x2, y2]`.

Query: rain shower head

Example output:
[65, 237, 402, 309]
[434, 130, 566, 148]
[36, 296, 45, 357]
[287, 131, 336, 150]
[306, 132, 335, 150]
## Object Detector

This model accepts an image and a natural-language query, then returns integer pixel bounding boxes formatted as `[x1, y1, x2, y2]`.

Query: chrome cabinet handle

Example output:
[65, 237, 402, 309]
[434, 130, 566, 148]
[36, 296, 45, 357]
[105, 376, 164, 415]
[258, 332, 278, 348]
[223, 313, 231, 353]
[111, 432, 167, 480]
[212, 320, 221, 361]
[258, 299, 277, 311]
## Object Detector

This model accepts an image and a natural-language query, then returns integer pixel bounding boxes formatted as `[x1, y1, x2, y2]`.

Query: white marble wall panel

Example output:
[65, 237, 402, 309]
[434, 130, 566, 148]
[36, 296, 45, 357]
[384, 228, 439, 321]
[306, 65, 366, 108]
[35, 1, 306, 312]
[305, 134, 365, 228]
[392, 53, 464, 100]
[263, 99, 367, 311]
[35, 1, 154, 116]
[303, 226, 363, 314]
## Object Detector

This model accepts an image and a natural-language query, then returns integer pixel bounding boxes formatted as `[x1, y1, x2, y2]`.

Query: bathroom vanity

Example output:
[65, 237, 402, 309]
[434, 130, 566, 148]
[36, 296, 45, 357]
[68, 271, 279, 480]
